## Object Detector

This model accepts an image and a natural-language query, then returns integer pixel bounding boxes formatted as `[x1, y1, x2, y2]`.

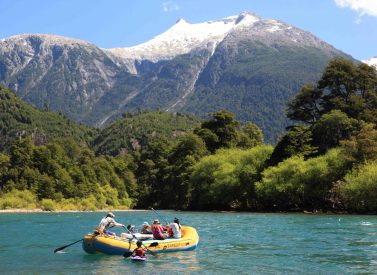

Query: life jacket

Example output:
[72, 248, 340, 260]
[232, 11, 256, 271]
[134, 247, 145, 257]
[167, 227, 173, 237]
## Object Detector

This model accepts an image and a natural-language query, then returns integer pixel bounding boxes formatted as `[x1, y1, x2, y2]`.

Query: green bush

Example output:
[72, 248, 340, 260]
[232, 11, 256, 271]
[79, 195, 97, 211]
[0, 189, 37, 209]
[256, 148, 347, 210]
[340, 162, 377, 213]
[190, 145, 273, 209]
[41, 198, 56, 211]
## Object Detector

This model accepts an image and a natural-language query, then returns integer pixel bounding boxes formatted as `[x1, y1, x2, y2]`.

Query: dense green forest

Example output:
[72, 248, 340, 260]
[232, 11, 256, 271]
[92, 111, 201, 156]
[0, 86, 95, 152]
[1, 57, 377, 213]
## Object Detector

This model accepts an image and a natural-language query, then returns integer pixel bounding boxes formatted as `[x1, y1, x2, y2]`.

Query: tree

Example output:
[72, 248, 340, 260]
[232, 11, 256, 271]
[194, 128, 219, 153]
[315, 58, 377, 122]
[196, 110, 240, 152]
[311, 110, 359, 153]
[287, 58, 377, 126]
[341, 123, 377, 163]
[287, 84, 322, 125]
[167, 133, 208, 209]
[239, 122, 264, 148]
[9, 137, 34, 167]
[134, 137, 172, 208]
[318, 58, 357, 113]
[267, 126, 317, 166]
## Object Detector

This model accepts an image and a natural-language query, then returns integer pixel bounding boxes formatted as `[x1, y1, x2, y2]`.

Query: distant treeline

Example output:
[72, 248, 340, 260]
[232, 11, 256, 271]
[1, 57, 377, 213]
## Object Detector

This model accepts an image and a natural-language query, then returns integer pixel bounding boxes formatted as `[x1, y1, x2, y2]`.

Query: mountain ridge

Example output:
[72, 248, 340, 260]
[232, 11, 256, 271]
[0, 11, 355, 142]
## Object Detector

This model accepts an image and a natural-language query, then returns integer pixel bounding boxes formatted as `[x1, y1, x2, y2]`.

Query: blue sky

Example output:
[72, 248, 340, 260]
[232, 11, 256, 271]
[1, 0, 376, 60]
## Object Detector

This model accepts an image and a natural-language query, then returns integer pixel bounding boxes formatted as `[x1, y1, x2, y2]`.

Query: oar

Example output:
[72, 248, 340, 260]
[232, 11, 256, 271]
[151, 208, 169, 224]
[122, 226, 158, 258]
[54, 238, 83, 253]
[123, 242, 159, 258]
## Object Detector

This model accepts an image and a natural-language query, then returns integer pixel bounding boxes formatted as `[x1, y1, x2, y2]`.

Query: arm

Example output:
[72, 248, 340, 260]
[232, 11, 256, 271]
[109, 218, 124, 228]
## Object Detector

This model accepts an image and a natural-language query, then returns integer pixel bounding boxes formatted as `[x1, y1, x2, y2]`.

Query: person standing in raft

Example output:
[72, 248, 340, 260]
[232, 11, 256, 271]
[132, 241, 146, 258]
[151, 219, 168, 240]
[98, 212, 125, 236]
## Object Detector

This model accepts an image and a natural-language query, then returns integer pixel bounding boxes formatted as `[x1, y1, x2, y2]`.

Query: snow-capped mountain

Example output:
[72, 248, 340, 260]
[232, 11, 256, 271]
[106, 12, 260, 62]
[0, 12, 352, 142]
[363, 57, 377, 68]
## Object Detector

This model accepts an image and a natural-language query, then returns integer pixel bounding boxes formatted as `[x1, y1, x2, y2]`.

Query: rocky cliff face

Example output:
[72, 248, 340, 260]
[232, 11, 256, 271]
[0, 12, 352, 142]
[0, 34, 123, 121]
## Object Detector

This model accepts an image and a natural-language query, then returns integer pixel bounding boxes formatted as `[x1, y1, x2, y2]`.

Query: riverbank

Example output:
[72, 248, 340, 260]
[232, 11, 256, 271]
[0, 208, 354, 215]
[0, 208, 149, 213]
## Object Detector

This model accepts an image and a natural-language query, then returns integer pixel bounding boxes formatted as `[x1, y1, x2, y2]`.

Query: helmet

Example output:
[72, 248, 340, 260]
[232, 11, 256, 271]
[107, 212, 115, 218]
[173, 217, 180, 224]
[137, 240, 142, 246]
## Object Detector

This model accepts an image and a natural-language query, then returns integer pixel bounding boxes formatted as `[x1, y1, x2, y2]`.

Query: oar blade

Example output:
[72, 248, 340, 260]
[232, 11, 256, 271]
[149, 242, 158, 247]
[123, 251, 133, 258]
[54, 246, 65, 253]
[54, 239, 83, 253]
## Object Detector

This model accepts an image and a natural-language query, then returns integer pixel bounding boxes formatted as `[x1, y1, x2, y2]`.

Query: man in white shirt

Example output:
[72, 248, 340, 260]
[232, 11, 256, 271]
[98, 212, 125, 236]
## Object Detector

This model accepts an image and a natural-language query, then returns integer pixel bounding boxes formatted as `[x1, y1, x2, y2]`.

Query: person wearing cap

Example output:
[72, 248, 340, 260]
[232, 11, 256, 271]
[151, 219, 168, 240]
[169, 218, 181, 239]
[141, 222, 152, 234]
[127, 224, 137, 234]
[98, 212, 125, 236]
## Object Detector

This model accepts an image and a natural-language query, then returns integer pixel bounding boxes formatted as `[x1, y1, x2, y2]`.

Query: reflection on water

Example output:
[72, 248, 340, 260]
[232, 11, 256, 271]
[77, 249, 200, 273]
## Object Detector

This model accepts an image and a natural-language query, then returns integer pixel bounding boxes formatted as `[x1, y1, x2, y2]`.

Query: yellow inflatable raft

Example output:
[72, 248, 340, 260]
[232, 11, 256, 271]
[82, 226, 199, 255]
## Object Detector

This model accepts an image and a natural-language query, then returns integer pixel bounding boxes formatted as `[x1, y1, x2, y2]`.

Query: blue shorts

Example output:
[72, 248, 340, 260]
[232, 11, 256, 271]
[104, 229, 114, 235]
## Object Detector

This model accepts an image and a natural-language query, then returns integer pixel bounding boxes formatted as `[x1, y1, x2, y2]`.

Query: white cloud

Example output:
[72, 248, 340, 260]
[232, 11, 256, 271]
[334, 0, 377, 17]
[162, 1, 180, 13]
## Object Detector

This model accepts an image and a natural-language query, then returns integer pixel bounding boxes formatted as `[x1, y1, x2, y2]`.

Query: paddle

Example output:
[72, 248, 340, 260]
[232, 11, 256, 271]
[54, 238, 83, 253]
[151, 208, 169, 225]
[123, 225, 159, 258]
[123, 242, 159, 258]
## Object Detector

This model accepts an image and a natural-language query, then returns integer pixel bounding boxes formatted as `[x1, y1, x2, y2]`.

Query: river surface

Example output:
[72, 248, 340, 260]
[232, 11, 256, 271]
[0, 211, 377, 274]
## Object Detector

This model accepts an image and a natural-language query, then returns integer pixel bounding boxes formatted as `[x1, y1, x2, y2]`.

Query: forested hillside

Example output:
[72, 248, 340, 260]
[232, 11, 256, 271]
[1, 58, 377, 213]
[92, 111, 201, 156]
[0, 86, 95, 152]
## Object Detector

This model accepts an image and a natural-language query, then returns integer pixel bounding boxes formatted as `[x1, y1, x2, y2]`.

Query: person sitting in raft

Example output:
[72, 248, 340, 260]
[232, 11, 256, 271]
[151, 219, 168, 240]
[141, 222, 152, 234]
[132, 241, 146, 258]
[98, 212, 125, 236]
[127, 224, 137, 234]
[169, 218, 182, 239]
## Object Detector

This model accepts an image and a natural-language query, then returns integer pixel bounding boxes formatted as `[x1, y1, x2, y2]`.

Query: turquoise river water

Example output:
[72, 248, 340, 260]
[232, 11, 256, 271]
[0, 211, 377, 274]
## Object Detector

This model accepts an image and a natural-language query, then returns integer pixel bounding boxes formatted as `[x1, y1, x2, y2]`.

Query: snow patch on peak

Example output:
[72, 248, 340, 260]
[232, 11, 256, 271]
[2, 34, 92, 47]
[363, 56, 377, 68]
[105, 11, 262, 62]
[175, 18, 188, 24]
[235, 11, 260, 26]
